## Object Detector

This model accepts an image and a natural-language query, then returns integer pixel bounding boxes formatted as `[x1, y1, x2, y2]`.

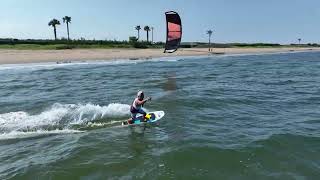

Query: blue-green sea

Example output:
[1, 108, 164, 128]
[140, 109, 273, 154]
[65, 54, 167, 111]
[0, 52, 320, 179]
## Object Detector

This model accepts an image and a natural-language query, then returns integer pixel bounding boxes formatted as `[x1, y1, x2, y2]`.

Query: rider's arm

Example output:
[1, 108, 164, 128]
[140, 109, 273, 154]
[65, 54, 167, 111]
[135, 97, 151, 106]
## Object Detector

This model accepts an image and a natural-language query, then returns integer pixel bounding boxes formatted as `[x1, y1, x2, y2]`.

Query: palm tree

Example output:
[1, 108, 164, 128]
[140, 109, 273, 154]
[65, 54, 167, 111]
[298, 38, 301, 45]
[144, 26, 151, 42]
[48, 19, 61, 40]
[63, 16, 72, 41]
[207, 30, 213, 52]
[135, 25, 141, 40]
[151, 27, 154, 44]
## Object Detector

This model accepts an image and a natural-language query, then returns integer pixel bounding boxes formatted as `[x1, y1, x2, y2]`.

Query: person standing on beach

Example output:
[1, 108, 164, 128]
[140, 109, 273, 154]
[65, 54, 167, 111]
[128, 90, 151, 124]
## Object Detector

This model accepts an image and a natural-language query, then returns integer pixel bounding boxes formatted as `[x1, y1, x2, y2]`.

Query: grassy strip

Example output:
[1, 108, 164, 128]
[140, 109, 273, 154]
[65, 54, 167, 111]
[0, 44, 147, 50]
[0, 43, 318, 50]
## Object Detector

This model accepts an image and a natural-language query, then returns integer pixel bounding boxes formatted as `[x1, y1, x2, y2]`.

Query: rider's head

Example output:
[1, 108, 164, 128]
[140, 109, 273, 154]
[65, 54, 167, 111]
[137, 90, 144, 100]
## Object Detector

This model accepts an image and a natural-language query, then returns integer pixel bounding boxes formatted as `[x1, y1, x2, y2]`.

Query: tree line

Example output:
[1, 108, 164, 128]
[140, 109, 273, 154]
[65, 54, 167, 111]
[48, 16, 154, 43]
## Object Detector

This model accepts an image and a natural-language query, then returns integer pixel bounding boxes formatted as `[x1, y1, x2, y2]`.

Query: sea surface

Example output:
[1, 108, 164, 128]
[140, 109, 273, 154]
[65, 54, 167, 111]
[0, 52, 320, 179]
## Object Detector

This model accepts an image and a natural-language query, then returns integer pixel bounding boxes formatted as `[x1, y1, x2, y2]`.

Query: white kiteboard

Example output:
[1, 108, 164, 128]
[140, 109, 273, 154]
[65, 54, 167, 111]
[122, 111, 165, 126]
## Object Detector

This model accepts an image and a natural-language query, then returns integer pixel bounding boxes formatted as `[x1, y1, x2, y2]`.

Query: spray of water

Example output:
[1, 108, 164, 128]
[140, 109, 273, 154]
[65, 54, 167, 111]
[0, 103, 131, 140]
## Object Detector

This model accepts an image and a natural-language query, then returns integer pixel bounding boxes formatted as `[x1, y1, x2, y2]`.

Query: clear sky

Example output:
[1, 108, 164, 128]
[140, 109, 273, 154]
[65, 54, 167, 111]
[1, 0, 319, 44]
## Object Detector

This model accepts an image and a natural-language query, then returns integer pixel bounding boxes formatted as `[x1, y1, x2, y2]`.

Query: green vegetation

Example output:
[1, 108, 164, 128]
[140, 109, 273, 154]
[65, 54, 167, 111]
[0, 38, 318, 50]
[185, 42, 320, 49]
[0, 38, 164, 50]
[231, 43, 320, 48]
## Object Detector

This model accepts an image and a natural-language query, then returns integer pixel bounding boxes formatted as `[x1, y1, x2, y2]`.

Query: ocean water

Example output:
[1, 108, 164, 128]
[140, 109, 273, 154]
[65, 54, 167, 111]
[0, 52, 319, 179]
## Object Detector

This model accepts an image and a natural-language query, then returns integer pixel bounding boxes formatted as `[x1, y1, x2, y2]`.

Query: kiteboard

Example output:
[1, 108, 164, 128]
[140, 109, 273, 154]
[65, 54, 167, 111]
[122, 111, 165, 126]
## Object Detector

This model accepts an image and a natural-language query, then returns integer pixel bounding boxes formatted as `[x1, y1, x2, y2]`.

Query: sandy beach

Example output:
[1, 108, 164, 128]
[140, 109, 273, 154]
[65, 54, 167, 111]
[0, 47, 319, 65]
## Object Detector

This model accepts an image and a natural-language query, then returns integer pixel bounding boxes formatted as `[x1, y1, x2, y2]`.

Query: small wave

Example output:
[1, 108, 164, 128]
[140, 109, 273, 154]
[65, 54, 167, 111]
[77, 121, 123, 130]
[0, 129, 83, 140]
[0, 57, 180, 72]
[0, 62, 74, 71]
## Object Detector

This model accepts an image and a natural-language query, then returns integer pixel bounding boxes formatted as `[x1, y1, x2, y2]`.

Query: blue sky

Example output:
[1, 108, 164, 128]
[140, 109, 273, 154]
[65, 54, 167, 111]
[0, 0, 319, 44]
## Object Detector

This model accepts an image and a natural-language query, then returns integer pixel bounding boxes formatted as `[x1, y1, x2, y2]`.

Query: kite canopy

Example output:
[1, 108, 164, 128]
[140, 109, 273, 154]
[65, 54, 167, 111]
[164, 11, 182, 53]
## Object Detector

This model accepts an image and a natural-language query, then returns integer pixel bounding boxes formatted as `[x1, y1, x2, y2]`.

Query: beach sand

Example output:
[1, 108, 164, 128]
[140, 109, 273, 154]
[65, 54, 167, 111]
[0, 47, 319, 65]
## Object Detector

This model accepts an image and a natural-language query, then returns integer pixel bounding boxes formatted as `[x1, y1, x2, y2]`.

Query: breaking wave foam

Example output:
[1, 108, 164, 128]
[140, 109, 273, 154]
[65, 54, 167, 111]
[0, 103, 130, 140]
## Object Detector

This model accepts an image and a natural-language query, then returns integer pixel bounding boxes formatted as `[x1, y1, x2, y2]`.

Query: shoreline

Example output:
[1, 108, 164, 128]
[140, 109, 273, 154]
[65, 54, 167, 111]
[0, 47, 319, 65]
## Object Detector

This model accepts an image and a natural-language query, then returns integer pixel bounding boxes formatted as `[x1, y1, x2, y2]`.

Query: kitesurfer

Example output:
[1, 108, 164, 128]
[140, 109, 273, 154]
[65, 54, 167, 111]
[128, 90, 151, 124]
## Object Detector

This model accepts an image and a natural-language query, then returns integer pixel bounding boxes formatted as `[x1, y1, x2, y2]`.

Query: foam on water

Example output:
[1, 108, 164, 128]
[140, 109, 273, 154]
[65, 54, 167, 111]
[0, 129, 84, 140]
[0, 103, 130, 139]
